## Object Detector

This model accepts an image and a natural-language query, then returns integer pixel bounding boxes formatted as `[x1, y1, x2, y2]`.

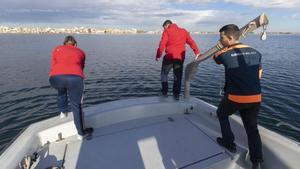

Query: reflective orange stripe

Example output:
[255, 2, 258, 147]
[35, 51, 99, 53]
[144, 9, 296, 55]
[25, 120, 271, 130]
[213, 44, 250, 59]
[234, 44, 250, 48]
[228, 94, 261, 103]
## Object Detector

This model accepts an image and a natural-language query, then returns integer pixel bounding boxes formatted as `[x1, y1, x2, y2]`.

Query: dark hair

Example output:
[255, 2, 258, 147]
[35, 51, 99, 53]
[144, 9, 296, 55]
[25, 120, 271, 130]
[162, 20, 172, 27]
[219, 24, 240, 40]
[63, 35, 77, 46]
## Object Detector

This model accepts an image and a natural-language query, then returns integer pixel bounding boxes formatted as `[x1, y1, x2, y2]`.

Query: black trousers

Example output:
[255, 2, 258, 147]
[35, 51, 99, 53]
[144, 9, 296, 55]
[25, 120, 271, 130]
[160, 57, 183, 96]
[217, 97, 263, 163]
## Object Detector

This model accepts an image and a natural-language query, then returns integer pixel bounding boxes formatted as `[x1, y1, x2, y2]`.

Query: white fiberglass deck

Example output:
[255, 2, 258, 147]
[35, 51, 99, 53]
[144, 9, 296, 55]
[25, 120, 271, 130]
[33, 114, 239, 169]
[2, 97, 300, 169]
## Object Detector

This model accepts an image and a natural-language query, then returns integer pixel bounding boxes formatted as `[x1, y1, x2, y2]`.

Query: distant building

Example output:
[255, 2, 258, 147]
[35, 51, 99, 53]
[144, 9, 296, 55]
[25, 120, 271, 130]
[0, 25, 296, 35]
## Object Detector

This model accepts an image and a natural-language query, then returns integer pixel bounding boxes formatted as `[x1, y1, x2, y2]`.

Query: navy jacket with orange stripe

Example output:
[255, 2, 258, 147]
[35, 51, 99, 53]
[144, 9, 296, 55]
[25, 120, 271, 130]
[213, 43, 263, 103]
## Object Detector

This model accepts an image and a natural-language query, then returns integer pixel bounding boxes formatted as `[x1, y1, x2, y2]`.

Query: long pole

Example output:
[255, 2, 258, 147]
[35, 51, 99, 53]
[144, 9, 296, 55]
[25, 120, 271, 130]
[184, 13, 269, 98]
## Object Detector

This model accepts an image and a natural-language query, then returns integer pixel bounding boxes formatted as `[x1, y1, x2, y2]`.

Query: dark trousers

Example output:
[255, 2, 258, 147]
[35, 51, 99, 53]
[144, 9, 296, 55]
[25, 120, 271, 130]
[161, 57, 183, 96]
[49, 75, 85, 135]
[217, 97, 263, 163]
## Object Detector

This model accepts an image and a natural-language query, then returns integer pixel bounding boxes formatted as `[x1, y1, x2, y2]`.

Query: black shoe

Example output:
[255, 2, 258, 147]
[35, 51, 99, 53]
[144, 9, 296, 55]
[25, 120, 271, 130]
[216, 137, 237, 153]
[160, 90, 168, 97]
[84, 127, 94, 135]
[252, 162, 262, 169]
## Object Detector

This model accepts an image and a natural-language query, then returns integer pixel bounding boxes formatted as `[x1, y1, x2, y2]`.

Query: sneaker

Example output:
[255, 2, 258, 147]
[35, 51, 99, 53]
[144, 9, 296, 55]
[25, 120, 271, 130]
[77, 134, 84, 140]
[60, 112, 67, 118]
[216, 137, 237, 153]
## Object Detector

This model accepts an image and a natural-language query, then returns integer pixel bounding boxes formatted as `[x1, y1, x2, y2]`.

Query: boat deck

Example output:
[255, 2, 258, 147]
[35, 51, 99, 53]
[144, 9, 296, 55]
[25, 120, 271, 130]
[2, 97, 299, 169]
[32, 113, 249, 169]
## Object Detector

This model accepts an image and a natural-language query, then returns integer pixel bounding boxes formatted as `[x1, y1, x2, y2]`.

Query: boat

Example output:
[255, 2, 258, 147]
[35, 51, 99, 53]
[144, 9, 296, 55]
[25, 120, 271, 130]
[1, 96, 299, 169]
[1, 13, 299, 169]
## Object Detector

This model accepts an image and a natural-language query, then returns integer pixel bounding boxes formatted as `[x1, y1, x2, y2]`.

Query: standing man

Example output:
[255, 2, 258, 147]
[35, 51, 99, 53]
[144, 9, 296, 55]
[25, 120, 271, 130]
[213, 24, 263, 169]
[156, 20, 200, 100]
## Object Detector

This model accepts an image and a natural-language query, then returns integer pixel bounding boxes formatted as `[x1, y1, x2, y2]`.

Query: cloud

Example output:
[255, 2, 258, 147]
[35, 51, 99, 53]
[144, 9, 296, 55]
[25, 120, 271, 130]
[0, 8, 102, 24]
[225, 0, 300, 8]
[0, 0, 224, 30]
[165, 0, 219, 3]
[1, 0, 299, 10]
[0, 0, 294, 31]
[292, 13, 300, 20]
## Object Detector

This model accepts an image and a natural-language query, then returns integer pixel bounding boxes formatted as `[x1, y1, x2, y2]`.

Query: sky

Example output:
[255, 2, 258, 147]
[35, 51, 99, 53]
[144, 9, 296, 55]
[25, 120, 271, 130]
[0, 0, 299, 32]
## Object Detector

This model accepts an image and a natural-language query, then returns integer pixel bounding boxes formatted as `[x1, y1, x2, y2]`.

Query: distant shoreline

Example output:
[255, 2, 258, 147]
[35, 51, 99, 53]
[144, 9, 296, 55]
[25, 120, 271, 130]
[0, 32, 299, 36]
[0, 26, 299, 35]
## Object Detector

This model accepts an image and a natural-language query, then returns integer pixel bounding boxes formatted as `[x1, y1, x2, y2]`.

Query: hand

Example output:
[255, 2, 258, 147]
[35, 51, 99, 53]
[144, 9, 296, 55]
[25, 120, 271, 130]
[155, 57, 159, 61]
[195, 53, 201, 60]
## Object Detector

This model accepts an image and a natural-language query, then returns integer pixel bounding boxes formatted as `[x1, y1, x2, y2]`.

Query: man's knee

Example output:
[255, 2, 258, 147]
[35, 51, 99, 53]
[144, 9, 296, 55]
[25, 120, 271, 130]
[161, 74, 168, 82]
[246, 124, 259, 135]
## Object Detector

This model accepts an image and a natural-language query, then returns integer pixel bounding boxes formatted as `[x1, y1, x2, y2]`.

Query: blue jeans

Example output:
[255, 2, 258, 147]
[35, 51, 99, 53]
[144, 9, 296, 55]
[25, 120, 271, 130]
[217, 97, 263, 163]
[49, 75, 84, 135]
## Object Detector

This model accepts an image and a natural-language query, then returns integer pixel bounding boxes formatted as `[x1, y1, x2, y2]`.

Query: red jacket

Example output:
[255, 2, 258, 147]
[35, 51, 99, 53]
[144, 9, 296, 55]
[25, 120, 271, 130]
[156, 24, 200, 61]
[49, 45, 86, 78]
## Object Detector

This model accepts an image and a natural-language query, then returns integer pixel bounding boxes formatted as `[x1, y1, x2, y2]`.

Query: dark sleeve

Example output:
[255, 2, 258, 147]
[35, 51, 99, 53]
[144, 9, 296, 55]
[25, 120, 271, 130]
[259, 52, 262, 67]
[212, 49, 227, 65]
[213, 54, 223, 65]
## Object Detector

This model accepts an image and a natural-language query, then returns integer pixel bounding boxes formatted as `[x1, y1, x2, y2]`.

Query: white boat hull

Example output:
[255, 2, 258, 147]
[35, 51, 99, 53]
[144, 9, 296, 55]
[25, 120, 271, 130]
[0, 97, 299, 169]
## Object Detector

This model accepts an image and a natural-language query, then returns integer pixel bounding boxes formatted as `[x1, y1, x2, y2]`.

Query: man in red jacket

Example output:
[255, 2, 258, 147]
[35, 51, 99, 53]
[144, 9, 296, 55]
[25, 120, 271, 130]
[156, 20, 200, 100]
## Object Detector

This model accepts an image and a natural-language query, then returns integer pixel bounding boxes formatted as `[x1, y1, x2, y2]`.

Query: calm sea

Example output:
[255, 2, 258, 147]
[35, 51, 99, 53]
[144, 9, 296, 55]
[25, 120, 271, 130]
[0, 34, 299, 152]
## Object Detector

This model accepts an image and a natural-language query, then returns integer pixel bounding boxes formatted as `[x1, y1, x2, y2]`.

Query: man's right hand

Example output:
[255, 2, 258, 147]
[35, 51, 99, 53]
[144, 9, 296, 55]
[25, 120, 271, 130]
[195, 53, 201, 60]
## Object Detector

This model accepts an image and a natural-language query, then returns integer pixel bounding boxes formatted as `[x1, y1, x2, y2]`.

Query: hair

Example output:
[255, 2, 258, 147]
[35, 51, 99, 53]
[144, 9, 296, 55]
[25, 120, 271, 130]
[162, 20, 172, 27]
[63, 35, 77, 46]
[219, 24, 240, 40]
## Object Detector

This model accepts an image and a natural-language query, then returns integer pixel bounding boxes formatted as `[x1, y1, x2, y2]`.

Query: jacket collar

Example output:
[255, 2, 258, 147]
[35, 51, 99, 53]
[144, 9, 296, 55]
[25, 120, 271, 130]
[168, 23, 178, 29]
[227, 42, 242, 48]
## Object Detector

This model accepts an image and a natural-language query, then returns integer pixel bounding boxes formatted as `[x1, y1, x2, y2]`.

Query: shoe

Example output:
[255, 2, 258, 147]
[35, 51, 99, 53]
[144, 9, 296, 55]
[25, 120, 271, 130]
[216, 137, 237, 153]
[77, 128, 94, 140]
[77, 134, 84, 140]
[252, 162, 262, 169]
[160, 91, 168, 97]
[60, 112, 67, 118]
[84, 127, 94, 135]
